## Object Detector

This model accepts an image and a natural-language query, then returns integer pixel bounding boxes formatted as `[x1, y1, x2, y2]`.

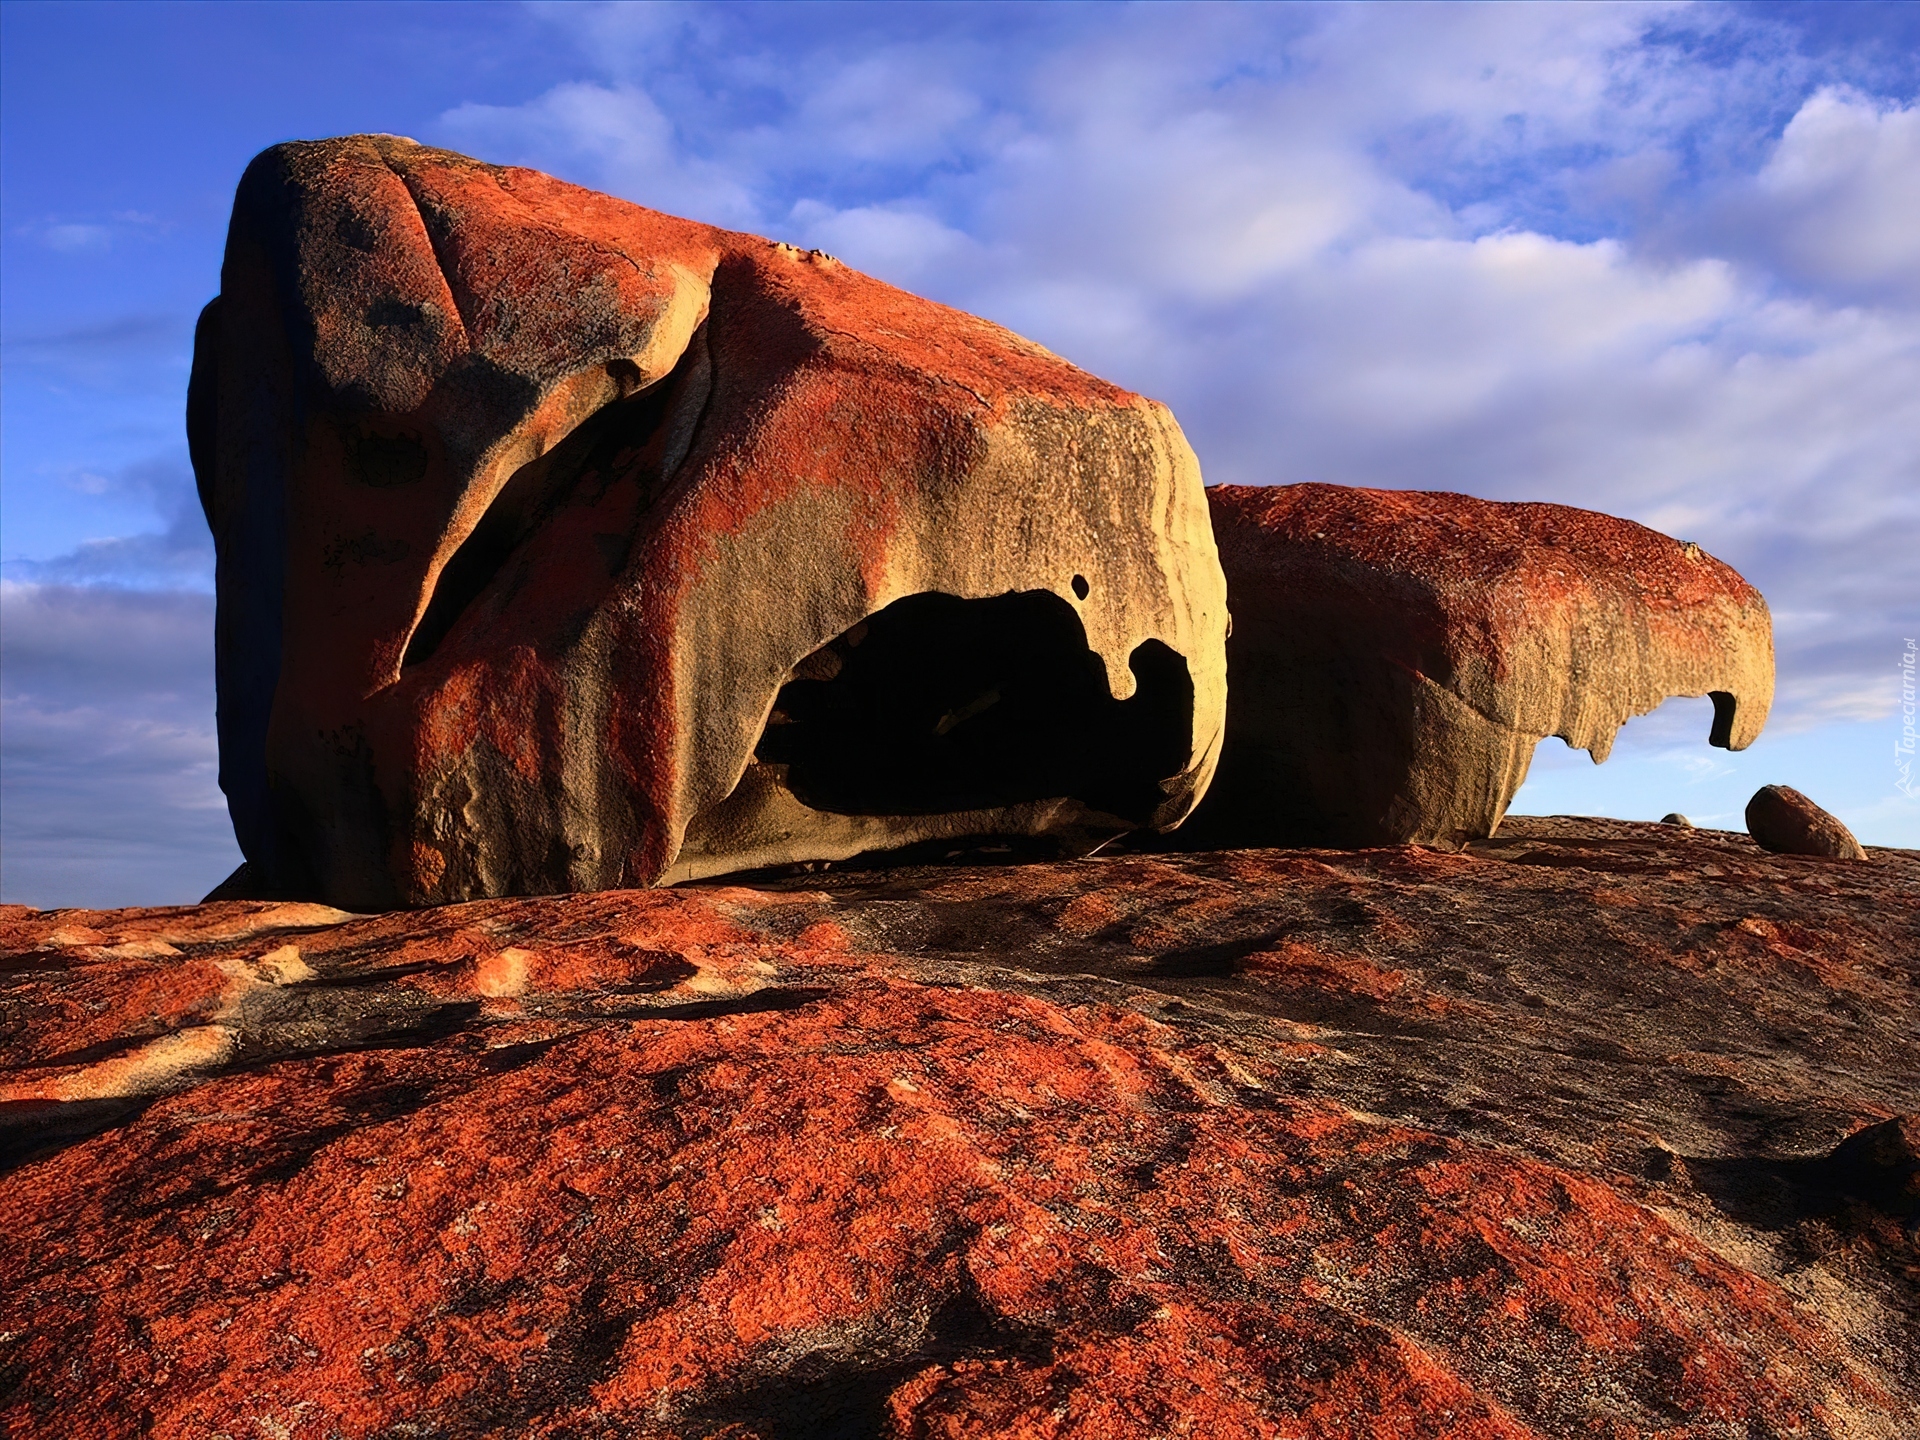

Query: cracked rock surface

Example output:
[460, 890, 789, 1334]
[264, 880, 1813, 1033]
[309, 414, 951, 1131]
[3, 818, 1916, 1437]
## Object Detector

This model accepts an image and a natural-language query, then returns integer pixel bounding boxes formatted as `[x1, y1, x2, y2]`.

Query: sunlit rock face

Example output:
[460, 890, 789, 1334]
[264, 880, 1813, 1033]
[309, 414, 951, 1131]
[189, 135, 1228, 909]
[4, 822, 1916, 1435]
[1183, 483, 1774, 849]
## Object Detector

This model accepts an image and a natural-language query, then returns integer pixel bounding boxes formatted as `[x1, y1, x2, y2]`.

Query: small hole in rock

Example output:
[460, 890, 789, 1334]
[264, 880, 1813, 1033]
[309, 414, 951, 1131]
[1071, 574, 1091, 601]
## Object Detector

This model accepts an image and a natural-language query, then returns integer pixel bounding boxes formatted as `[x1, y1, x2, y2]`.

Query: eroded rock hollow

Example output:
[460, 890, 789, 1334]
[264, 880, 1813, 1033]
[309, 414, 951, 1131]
[190, 136, 1228, 909]
[1183, 483, 1775, 849]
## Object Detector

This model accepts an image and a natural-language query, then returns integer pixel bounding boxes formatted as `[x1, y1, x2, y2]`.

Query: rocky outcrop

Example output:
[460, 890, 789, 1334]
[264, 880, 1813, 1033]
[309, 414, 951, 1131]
[190, 135, 1227, 910]
[4, 819, 1916, 1437]
[1747, 784, 1869, 860]
[1182, 484, 1774, 848]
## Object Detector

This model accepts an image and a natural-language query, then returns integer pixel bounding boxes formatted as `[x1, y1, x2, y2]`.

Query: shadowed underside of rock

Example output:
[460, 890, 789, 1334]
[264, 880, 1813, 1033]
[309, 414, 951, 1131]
[3, 821, 1916, 1438]
[1183, 484, 1775, 849]
[190, 135, 1227, 910]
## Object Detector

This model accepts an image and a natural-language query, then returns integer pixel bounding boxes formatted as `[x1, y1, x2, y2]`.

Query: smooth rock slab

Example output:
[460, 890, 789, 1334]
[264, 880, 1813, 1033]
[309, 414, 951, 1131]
[3, 820, 1916, 1438]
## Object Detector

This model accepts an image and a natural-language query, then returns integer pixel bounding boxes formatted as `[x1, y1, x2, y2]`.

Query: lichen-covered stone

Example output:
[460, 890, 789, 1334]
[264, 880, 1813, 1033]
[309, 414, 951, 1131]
[1183, 483, 1775, 848]
[4, 819, 1916, 1437]
[191, 136, 1226, 909]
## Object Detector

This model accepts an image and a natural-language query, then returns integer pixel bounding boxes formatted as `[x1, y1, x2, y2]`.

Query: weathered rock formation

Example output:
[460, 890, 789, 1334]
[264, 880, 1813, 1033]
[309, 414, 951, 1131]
[190, 135, 1227, 910]
[4, 819, 1916, 1437]
[1180, 483, 1775, 848]
[1748, 784, 1869, 860]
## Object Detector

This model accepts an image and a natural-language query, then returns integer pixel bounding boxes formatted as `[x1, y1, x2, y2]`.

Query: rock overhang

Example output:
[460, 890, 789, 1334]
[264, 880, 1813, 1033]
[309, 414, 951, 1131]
[192, 135, 1230, 908]
[1183, 482, 1775, 849]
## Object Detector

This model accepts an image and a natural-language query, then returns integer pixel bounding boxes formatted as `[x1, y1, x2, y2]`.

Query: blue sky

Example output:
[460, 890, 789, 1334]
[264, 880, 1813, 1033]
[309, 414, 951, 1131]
[3, 0, 1916, 906]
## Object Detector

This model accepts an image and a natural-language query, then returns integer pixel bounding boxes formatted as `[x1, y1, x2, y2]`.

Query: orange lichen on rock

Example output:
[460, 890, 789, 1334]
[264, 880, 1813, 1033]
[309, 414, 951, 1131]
[1185, 483, 1775, 848]
[191, 135, 1227, 910]
[4, 819, 1916, 1437]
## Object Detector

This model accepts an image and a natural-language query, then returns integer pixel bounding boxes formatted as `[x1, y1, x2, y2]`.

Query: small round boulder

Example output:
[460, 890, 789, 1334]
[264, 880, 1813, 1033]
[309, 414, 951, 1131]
[1745, 785, 1866, 860]
[1660, 813, 1693, 827]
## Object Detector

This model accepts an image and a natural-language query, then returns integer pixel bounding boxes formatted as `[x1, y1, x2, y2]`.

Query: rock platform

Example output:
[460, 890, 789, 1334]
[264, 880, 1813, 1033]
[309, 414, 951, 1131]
[3, 818, 1916, 1437]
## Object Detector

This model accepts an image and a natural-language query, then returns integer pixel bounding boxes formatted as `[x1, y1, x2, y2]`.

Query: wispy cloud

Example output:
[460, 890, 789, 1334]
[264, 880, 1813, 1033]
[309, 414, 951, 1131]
[2, 454, 213, 590]
[4, 313, 182, 358]
[1707, 87, 1920, 305]
[1, 311, 196, 403]
[0, 582, 237, 907]
[11, 209, 168, 255]
[36, 222, 112, 252]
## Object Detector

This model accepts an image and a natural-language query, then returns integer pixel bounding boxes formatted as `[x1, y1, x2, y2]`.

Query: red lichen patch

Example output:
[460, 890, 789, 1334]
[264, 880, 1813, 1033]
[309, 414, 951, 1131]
[3, 819, 1916, 1436]
[0, 899, 356, 956]
[886, 1305, 1540, 1440]
[0, 956, 235, 1067]
[1206, 483, 1764, 622]
[1660, 913, 1891, 996]
[4, 986, 1876, 1437]
[1241, 941, 1410, 1002]
[398, 940, 696, 1002]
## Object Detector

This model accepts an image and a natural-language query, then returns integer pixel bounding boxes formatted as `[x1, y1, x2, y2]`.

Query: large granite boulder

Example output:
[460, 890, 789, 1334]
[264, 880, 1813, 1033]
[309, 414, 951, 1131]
[189, 135, 1227, 910]
[1182, 483, 1775, 848]
[3, 820, 1915, 1435]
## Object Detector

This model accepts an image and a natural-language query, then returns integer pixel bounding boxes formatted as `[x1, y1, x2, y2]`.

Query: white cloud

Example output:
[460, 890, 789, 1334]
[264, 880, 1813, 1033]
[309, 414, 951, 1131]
[0, 583, 239, 907]
[787, 200, 982, 290]
[786, 48, 985, 165]
[1747, 87, 1920, 304]
[37, 222, 111, 252]
[4, 455, 214, 590]
[15, 211, 170, 255]
[441, 82, 761, 228]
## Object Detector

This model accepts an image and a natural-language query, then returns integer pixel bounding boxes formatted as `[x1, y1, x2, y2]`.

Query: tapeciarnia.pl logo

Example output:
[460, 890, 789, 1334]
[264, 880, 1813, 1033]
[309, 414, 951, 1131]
[1898, 638, 1918, 798]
